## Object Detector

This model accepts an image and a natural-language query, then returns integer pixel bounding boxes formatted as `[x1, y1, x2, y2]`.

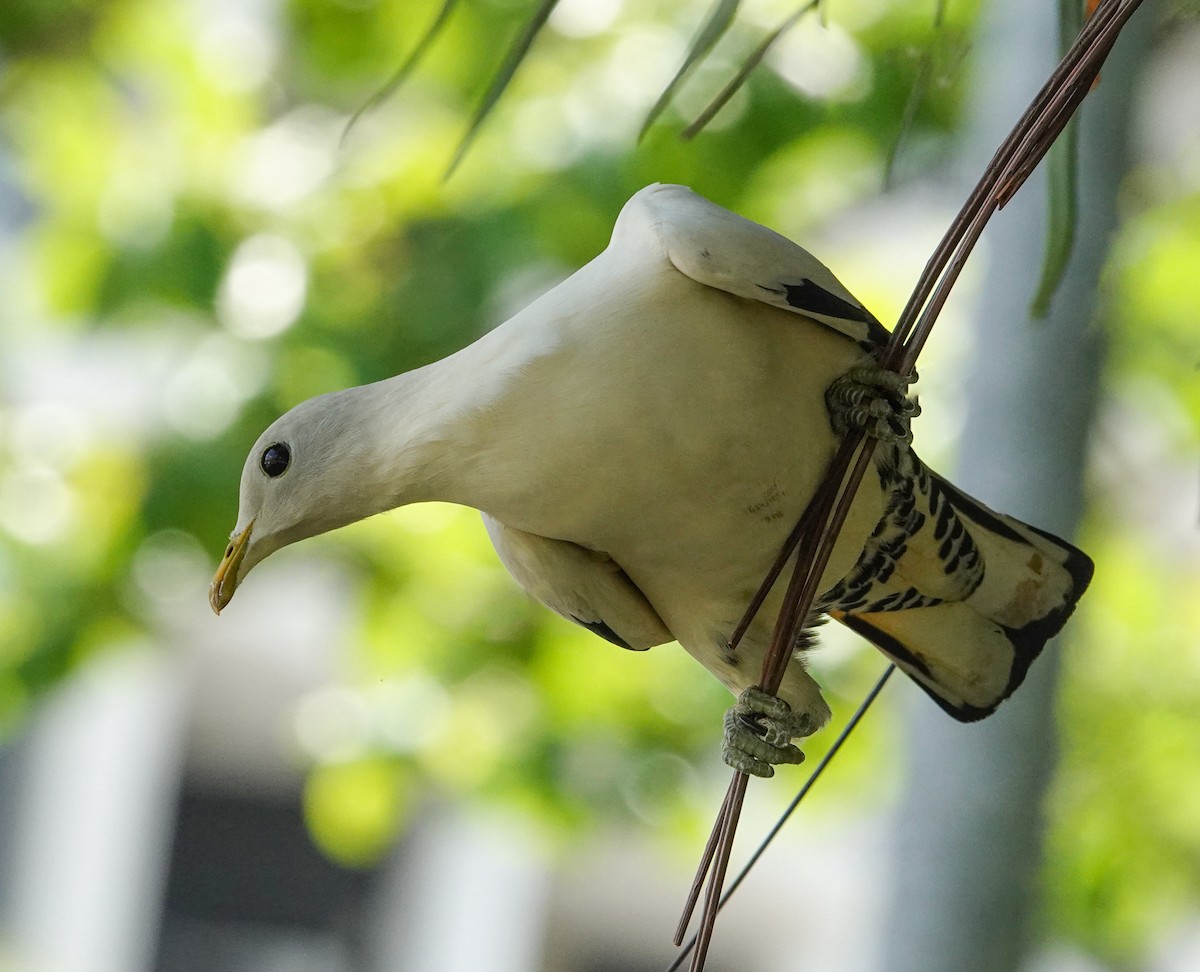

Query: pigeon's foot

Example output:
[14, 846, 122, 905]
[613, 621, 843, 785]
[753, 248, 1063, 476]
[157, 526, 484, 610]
[826, 364, 920, 446]
[721, 687, 815, 779]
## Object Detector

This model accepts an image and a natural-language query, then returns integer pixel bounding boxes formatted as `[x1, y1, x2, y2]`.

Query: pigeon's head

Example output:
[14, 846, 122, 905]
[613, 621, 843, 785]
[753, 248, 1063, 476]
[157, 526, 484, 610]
[209, 389, 386, 614]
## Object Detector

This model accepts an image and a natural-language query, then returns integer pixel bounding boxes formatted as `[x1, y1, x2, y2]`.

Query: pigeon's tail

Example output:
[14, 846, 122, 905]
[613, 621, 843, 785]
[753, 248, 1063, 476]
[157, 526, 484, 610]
[825, 454, 1094, 721]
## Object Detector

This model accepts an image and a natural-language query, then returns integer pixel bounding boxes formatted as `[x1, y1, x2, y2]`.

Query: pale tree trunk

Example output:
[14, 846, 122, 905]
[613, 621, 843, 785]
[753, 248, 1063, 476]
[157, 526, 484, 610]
[877, 2, 1151, 971]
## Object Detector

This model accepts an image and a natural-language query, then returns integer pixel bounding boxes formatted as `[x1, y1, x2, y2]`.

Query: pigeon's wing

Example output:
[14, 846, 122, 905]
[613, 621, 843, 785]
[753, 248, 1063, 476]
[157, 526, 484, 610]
[622, 183, 892, 351]
[823, 450, 1094, 720]
[482, 514, 674, 651]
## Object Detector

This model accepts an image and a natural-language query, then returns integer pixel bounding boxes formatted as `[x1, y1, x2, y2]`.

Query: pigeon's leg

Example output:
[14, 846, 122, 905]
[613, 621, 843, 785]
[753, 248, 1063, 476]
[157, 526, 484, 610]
[721, 687, 818, 778]
[826, 364, 921, 446]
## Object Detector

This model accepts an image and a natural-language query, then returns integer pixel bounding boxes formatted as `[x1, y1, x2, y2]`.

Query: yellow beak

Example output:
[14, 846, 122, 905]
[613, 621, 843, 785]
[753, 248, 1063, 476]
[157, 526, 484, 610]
[209, 520, 254, 615]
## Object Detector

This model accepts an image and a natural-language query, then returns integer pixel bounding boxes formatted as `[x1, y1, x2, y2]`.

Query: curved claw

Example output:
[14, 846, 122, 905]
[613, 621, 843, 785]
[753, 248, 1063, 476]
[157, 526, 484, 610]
[721, 688, 810, 778]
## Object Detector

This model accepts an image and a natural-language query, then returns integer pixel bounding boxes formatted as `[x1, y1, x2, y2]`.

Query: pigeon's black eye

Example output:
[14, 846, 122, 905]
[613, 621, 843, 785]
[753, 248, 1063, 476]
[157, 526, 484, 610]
[260, 442, 291, 478]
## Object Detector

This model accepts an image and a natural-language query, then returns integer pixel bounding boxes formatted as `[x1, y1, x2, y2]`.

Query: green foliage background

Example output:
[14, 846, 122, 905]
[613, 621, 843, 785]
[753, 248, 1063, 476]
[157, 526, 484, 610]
[0, 0, 1197, 964]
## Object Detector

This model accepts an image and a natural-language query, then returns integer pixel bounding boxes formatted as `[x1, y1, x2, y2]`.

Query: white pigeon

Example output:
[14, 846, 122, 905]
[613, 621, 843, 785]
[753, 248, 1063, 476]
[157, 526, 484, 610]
[210, 184, 1093, 777]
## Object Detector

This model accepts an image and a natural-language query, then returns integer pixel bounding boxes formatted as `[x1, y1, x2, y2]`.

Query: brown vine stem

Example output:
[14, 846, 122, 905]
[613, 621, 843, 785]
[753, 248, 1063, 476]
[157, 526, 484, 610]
[676, 2, 1147, 970]
[667, 665, 896, 972]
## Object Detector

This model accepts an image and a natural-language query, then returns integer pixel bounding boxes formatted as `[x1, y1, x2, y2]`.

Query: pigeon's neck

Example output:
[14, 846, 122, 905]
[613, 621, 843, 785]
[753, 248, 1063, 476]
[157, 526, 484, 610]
[353, 329, 532, 517]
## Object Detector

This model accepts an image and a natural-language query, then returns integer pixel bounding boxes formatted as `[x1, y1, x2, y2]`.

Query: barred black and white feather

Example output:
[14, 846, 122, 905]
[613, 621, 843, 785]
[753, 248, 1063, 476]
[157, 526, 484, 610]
[822, 445, 1093, 719]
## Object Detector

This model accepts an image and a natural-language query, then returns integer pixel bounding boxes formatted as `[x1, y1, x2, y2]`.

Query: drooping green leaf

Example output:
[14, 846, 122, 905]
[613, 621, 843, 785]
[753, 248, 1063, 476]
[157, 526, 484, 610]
[883, 0, 950, 186]
[682, 0, 819, 141]
[1030, 114, 1079, 316]
[1030, 0, 1085, 317]
[341, 0, 463, 146]
[445, 0, 561, 178]
[639, 0, 742, 142]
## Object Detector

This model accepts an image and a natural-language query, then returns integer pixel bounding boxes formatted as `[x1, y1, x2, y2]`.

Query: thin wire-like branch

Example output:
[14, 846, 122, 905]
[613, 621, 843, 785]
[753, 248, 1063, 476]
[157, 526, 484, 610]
[673, 780, 736, 946]
[680, 434, 871, 970]
[687, 774, 747, 971]
[725, 493, 821, 652]
[677, 2, 1146, 968]
[667, 664, 895, 972]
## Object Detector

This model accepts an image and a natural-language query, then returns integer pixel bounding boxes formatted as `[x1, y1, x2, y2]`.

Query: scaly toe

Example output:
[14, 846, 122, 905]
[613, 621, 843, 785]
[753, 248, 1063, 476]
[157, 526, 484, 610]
[826, 364, 919, 446]
[721, 688, 809, 777]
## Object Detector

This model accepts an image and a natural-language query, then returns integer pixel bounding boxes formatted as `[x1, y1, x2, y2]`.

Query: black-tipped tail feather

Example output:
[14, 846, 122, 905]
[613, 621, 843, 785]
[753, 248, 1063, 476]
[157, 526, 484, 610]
[828, 457, 1093, 721]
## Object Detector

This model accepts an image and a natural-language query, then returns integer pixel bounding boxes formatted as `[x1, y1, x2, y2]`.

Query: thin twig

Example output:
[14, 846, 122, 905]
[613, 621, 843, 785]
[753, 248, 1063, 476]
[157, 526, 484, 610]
[673, 781, 735, 946]
[688, 774, 748, 971]
[677, 2, 1146, 968]
[675, 439, 853, 943]
[726, 491, 820, 652]
[667, 664, 895, 972]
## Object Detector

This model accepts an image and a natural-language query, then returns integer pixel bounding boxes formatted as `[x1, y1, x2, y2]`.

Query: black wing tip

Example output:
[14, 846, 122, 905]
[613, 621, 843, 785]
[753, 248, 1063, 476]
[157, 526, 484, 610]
[573, 617, 646, 651]
[782, 280, 871, 321]
[758, 278, 891, 350]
